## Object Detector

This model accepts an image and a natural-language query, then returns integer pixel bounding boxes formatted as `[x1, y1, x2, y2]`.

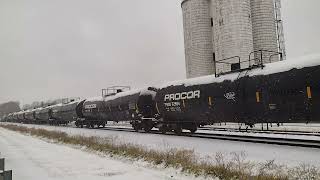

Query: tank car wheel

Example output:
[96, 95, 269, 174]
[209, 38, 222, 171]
[174, 127, 182, 136]
[189, 128, 197, 134]
[159, 126, 167, 134]
[132, 123, 141, 132]
[144, 125, 152, 133]
[143, 121, 153, 133]
[90, 123, 95, 129]
[133, 125, 138, 132]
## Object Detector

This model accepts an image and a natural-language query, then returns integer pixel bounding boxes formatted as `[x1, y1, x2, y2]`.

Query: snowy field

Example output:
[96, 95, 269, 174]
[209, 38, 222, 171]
[0, 127, 209, 180]
[6, 123, 320, 168]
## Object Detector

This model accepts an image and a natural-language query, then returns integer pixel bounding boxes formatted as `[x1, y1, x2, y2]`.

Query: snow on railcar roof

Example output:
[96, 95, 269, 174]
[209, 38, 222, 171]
[251, 54, 320, 76]
[85, 96, 104, 102]
[159, 54, 320, 88]
[63, 99, 82, 105]
[23, 109, 31, 113]
[85, 88, 153, 103]
[140, 88, 157, 98]
[51, 103, 63, 107]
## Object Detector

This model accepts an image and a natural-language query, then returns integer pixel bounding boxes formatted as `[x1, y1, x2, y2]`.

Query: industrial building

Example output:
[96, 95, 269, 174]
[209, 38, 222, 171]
[181, 0, 286, 78]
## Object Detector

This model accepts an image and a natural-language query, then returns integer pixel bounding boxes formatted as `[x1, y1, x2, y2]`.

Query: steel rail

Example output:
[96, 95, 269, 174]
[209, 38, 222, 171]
[100, 126, 320, 149]
[198, 127, 320, 137]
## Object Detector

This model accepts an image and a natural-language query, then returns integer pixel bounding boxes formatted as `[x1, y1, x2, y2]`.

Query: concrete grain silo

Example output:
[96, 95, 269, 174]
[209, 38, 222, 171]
[250, 0, 279, 63]
[211, 0, 254, 74]
[181, 0, 215, 78]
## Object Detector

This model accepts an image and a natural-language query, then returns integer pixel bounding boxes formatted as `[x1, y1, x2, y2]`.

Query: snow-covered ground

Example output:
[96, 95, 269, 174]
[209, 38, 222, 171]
[8, 123, 320, 168]
[0, 127, 209, 180]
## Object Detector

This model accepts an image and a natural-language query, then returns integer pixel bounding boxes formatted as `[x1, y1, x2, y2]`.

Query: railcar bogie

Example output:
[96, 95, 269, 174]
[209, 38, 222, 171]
[75, 120, 106, 129]
[131, 119, 155, 132]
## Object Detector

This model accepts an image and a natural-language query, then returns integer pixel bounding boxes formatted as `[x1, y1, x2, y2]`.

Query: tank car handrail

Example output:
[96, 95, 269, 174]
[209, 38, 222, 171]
[269, 52, 283, 63]
[215, 56, 241, 64]
[248, 50, 283, 66]
[214, 56, 241, 77]
[102, 86, 131, 98]
[248, 49, 283, 67]
[215, 50, 283, 77]
[215, 61, 240, 65]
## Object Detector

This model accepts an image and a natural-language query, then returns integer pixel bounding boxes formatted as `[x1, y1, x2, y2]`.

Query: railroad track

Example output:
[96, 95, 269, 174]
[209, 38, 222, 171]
[198, 127, 320, 137]
[104, 124, 320, 137]
[105, 123, 320, 137]
[190, 132, 320, 149]
[100, 126, 320, 149]
[3, 122, 320, 149]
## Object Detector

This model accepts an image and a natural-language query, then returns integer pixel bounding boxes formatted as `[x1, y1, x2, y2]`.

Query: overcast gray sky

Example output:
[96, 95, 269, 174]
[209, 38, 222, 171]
[0, 0, 320, 105]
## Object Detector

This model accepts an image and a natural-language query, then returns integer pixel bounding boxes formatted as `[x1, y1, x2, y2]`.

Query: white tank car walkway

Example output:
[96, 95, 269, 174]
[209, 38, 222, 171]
[0, 128, 207, 180]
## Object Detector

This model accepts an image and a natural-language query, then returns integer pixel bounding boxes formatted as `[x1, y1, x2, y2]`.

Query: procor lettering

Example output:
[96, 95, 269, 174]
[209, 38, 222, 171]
[164, 90, 200, 101]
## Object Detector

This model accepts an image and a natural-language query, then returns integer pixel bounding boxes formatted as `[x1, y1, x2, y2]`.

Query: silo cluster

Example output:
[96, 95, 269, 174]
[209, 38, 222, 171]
[181, 0, 285, 78]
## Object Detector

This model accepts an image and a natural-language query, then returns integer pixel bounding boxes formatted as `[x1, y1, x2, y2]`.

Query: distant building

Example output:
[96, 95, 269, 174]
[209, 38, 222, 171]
[0, 101, 20, 117]
[181, 0, 286, 78]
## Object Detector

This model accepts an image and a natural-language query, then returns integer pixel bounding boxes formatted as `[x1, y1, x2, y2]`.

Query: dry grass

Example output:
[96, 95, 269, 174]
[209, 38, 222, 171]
[1, 124, 319, 180]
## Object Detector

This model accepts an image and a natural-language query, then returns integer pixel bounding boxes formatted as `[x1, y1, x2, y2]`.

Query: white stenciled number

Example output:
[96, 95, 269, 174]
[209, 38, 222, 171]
[85, 104, 97, 109]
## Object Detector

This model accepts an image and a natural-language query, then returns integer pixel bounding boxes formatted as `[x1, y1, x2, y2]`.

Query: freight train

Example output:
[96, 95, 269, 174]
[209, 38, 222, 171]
[2, 54, 320, 134]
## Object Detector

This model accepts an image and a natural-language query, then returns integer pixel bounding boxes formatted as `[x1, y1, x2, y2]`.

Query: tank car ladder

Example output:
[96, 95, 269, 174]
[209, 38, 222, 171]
[275, 0, 286, 60]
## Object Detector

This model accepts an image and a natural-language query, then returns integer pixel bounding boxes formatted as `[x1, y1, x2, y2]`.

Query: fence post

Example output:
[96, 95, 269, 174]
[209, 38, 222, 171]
[0, 158, 12, 180]
[3, 171, 12, 180]
[0, 159, 4, 172]
[260, 50, 263, 64]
